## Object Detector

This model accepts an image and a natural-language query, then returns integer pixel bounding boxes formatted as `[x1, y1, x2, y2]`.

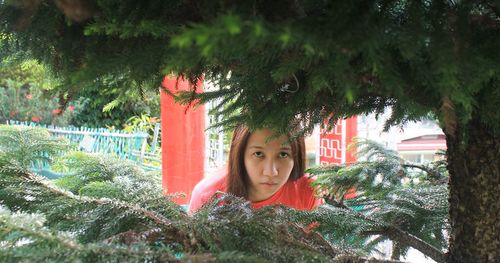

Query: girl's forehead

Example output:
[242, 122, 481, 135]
[247, 128, 291, 147]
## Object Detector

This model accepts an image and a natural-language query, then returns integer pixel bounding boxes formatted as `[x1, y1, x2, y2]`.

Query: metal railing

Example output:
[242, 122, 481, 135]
[6, 120, 156, 171]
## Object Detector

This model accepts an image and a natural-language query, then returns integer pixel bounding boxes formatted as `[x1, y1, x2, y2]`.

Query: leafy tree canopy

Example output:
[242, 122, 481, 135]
[0, 0, 498, 136]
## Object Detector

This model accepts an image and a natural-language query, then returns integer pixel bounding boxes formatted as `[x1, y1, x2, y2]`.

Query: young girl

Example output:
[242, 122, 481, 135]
[188, 124, 322, 213]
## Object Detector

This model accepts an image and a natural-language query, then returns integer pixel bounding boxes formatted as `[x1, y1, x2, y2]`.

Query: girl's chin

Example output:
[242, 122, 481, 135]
[251, 187, 280, 201]
[260, 182, 279, 188]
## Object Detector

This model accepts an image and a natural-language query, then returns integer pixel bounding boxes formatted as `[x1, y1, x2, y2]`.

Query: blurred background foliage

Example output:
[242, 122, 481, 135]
[0, 51, 160, 129]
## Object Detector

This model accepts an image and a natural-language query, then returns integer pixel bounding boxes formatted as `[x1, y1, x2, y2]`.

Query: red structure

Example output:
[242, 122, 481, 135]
[319, 117, 358, 165]
[318, 117, 358, 199]
[160, 76, 205, 205]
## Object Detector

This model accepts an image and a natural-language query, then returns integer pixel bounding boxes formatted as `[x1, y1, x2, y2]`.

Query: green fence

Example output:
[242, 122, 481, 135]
[6, 120, 160, 172]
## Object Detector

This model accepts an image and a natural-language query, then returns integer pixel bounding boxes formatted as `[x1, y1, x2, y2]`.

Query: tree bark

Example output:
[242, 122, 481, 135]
[445, 116, 500, 262]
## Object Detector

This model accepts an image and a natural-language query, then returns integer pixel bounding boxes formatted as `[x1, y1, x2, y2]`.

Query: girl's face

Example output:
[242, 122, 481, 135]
[244, 128, 294, 201]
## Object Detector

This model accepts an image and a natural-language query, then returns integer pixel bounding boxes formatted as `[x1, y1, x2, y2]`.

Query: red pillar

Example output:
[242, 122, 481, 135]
[160, 76, 205, 205]
[345, 117, 358, 164]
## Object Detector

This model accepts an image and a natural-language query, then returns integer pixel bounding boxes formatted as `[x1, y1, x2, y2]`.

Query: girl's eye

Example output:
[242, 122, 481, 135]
[254, 152, 264, 158]
[279, 152, 290, 158]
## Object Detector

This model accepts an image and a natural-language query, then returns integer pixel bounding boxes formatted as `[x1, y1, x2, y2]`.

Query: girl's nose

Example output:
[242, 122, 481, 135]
[263, 160, 278, 176]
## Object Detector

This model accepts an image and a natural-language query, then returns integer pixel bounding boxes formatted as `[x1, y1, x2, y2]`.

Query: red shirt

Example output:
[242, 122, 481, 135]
[188, 169, 322, 213]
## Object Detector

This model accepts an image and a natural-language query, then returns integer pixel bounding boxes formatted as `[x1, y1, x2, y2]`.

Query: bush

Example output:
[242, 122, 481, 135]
[0, 57, 77, 126]
[0, 84, 78, 126]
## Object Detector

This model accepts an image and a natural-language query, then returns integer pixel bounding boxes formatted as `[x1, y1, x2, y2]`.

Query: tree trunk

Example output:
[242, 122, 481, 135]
[445, 116, 500, 262]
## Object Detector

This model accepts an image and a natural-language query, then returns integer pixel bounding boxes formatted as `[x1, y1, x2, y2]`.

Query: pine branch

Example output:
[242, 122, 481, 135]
[192, 194, 344, 262]
[0, 206, 82, 251]
[22, 171, 175, 227]
[15, 170, 195, 247]
[0, 206, 195, 262]
[324, 194, 349, 210]
[310, 138, 449, 260]
[325, 200, 445, 262]
[402, 163, 447, 184]
[334, 255, 405, 263]
[365, 227, 445, 263]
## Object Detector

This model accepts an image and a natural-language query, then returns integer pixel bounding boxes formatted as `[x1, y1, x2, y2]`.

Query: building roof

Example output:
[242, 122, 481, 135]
[396, 134, 447, 152]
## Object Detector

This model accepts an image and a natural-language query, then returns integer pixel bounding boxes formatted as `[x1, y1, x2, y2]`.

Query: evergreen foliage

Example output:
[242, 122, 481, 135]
[52, 152, 179, 219]
[0, 205, 185, 263]
[1, 1, 498, 261]
[308, 139, 448, 262]
[1, 1, 497, 134]
[0, 126, 448, 262]
[0, 125, 68, 173]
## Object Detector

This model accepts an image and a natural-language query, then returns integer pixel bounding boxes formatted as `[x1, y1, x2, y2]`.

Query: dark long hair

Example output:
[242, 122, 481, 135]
[226, 124, 306, 198]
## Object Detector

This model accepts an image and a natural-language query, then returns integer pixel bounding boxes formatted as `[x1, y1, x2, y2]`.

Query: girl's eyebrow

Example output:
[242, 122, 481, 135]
[248, 145, 292, 151]
[248, 145, 264, 149]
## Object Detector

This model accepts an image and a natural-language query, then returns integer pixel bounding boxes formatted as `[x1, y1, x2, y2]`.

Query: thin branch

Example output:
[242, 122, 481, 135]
[293, 222, 346, 258]
[1, 219, 186, 261]
[366, 227, 446, 263]
[1, 219, 82, 250]
[327, 199, 446, 263]
[402, 163, 443, 182]
[22, 171, 179, 227]
[334, 255, 404, 263]
[324, 194, 349, 210]
[16, 171, 197, 250]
